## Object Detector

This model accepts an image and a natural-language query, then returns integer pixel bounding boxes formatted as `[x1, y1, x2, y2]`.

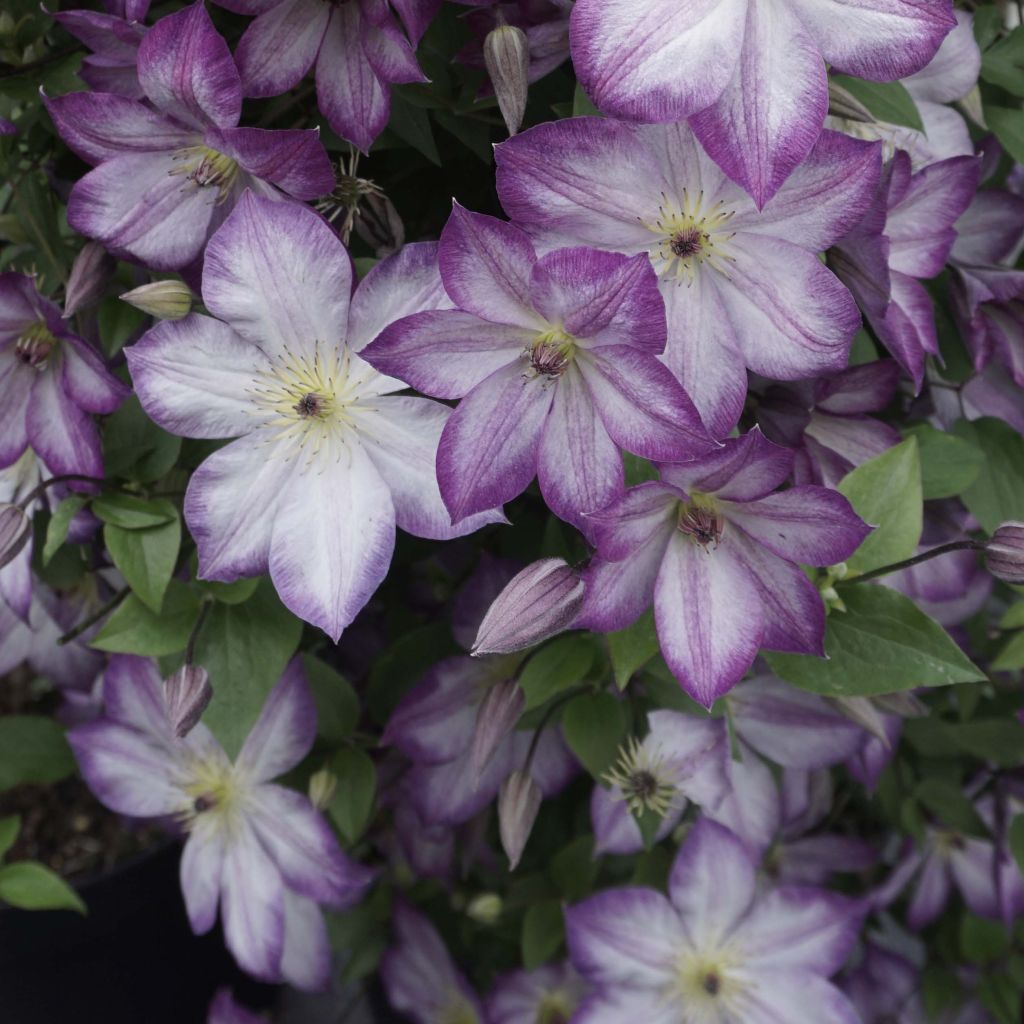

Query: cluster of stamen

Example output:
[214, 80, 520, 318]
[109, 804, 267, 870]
[179, 760, 238, 829]
[677, 499, 725, 550]
[603, 736, 677, 819]
[15, 321, 57, 370]
[641, 189, 737, 285]
[170, 145, 240, 204]
[526, 328, 575, 382]
[315, 150, 387, 245]
[673, 951, 739, 1010]
[536, 993, 573, 1024]
[436, 994, 480, 1024]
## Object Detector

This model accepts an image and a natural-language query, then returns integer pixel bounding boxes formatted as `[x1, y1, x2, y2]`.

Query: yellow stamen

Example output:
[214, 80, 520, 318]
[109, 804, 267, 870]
[640, 189, 737, 285]
[170, 145, 240, 204]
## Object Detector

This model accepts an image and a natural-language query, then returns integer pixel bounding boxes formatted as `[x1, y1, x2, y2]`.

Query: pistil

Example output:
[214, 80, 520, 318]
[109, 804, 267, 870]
[642, 189, 737, 284]
[15, 321, 58, 370]
[170, 145, 240, 203]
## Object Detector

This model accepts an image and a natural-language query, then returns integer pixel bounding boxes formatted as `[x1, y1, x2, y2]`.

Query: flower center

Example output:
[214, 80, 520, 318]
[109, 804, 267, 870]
[674, 951, 740, 1010]
[603, 736, 677, 818]
[435, 995, 479, 1024]
[15, 321, 58, 370]
[642, 189, 736, 285]
[181, 759, 239, 827]
[170, 145, 240, 204]
[677, 496, 725, 550]
[527, 327, 575, 381]
[536, 993, 574, 1024]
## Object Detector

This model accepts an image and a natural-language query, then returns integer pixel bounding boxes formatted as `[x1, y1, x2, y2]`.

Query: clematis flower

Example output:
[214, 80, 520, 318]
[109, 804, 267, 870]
[753, 360, 902, 487]
[568, 0, 953, 207]
[495, 119, 879, 434]
[380, 902, 485, 1024]
[487, 962, 585, 1024]
[221, 0, 438, 153]
[0, 272, 127, 480]
[841, 935, 919, 1024]
[831, 150, 979, 387]
[125, 192, 501, 640]
[45, 2, 335, 272]
[69, 655, 373, 990]
[363, 204, 713, 527]
[567, 816, 863, 1023]
[49, 4, 148, 99]
[579, 429, 871, 707]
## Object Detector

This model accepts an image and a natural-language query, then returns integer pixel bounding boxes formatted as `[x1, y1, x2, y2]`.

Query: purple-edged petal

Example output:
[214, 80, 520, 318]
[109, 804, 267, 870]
[26, 370, 102, 478]
[654, 532, 764, 707]
[360, 15, 426, 85]
[905, 10, 979, 103]
[137, 1, 241, 130]
[202, 192, 350, 362]
[952, 190, 1024, 266]
[740, 973, 862, 1024]
[61, 337, 127, 414]
[439, 205, 540, 329]
[873, 271, 937, 388]
[587, 481, 681, 560]
[235, 0, 328, 98]
[437, 361, 552, 522]
[180, 818, 225, 934]
[591, 784, 680, 856]
[210, 127, 335, 200]
[571, 992, 682, 1024]
[280, 893, 332, 992]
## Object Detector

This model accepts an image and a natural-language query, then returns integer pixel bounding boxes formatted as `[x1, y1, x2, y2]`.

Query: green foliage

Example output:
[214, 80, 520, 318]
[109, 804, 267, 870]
[0, 861, 86, 914]
[561, 692, 627, 778]
[830, 75, 924, 130]
[0, 717, 75, 790]
[0, 816, 19, 859]
[607, 611, 660, 690]
[521, 900, 564, 970]
[303, 655, 360, 743]
[328, 748, 377, 845]
[903, 424, 984, 500]
[102, 397, 183, 483]
[986, 106, 1024, 166]
[954, 419, 1024, 534]
[91, 581, 200, 657]
[103, 501, 181, 613]
[518, 635, 597, 710]
[42, 495, 86, 565]
[981, 26, 1024, 96]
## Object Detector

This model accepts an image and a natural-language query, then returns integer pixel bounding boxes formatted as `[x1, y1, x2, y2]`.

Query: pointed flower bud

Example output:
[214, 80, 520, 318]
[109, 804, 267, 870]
[308, 768, 338, 811]
[498, 770, 541, 870]
[986, 522, 1024, 585]
[63, 241, 115, 318]
[163, 664, 212, 739]
[466, 892, 502, 926]
[0, 503, 32, 570]
[469, 679, 524, 777]
[472, 558, 584, 656]
[353, 190, 405, 258]
[120, 280, 192, 320]
[484, 24, 530, 136]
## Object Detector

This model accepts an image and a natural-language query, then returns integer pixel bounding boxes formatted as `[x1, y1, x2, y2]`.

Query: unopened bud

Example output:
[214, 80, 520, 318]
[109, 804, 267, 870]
[164, 665, 212, 738]
[0, 503, 32, 570]
[498, 770, 541, 870]
[120, 280, 192, 320]
[986, 523, 1024, 585]
[484, 24, 529, 136]
[827, 80, 874, 123]
[472, 558, 584, 656]
[830, 696, 890, 746]
[466, 892, 503, 925]
[353, 191, 404, 258]
[64, 241, 115, 317]
[873, 692, 928, 718]
[469, 679, 524, 778]
[308, 768, 338, 811]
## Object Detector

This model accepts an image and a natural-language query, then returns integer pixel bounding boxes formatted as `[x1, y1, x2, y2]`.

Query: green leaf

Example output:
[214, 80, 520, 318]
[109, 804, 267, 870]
[193, 579, 303, 759]
[974, 7, 1004, 50]
[0, 862, 85, 914]
[521, 900, 564, 970]
[903, 424, 984, 500]
[915, 780, 987, 836]
[91, 493, 176, 530]
[0, 816, 19, 860]
[977, 974, 1021, 1024]
[572, 83, 601, 117]
[90, 581, 200, 657]
[830, 74, 923, 131]
[982, 27, 1024, 97]
[196, 577, 260, 605]
[954, 419, 1024, 534]
[387, 93, 440, 164]
[519, 635, 596, 710]
[303, 655, 360, 743]
[97, 296, 146, 355]
[961, 914, 1012, 965]
[993, 631, 1024, 672]
[434, 110, 493, 163]
[986, 106, 1024, 166]
[328, 748, 377, 845]
[0, 717, 76, 790]
[561, 692, 627, 778]
[1000, 603, 1024, 630]
[607, 610, 660, 690]
[103, 503, 180, 613]
[1009, 815, 1024, 878]
[102, 396, 182, 483]
[622, 452, 659, 487]
[765, 584, 986, 697]
[838, 437, 922, 574]
[42, 495, 86, 565]
[551, 836, 597, 902]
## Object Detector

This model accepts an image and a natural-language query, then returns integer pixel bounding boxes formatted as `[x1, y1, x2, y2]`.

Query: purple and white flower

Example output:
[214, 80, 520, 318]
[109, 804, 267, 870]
[46, 2, 335, 272]
[487, 962, 585, 1024]
[579, 429, 870, 706]
[362, 204, 713, 528]
[125, 192, 501, 641]
[495, 119, 879, 434]
[69, 655, 373, 989]
[50, 3, 149, 99]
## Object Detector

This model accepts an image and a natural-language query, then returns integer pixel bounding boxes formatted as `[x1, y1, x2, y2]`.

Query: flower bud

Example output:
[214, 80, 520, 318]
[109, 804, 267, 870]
[353, 190, 404, 258]
[484, 24, 530, 136]
[986, 522, 1024, 585]
[0, 503, 32, 570]
[469, 679, 524, 778]
[466, 892, 503, 925]
[163, 664, 212, 738]
[472, 558, 584, 656]
[308, 768, 338, 811]
[63, 241, 115, 318]
[498, 770, 541, 870]
[120, 280, 192, 320]
[873, 692, 927, 718]
[830, 696, 890, 745]
[827, 80, 874, 123]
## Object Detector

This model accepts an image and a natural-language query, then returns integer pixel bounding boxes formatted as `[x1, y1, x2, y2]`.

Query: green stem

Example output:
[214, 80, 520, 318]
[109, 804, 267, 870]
[57, 587, 129, 646]
[844, 539, 984, 585]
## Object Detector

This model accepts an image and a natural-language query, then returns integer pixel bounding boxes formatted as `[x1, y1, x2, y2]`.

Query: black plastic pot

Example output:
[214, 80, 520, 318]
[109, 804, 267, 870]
[0, 841, 275, 1024]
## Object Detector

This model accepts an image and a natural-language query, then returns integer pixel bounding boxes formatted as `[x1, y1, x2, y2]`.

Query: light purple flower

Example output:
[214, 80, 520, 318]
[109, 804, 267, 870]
[69, 655, 373, 990]
[49, 6, 148, 99]
[841, 936, 919, 1024]
[45, 2, 335, 272]
[487, 962, 585, 1024]
[568, 0, 953, 207]
[579, 429, 871, 707]
[495, 119, 878, 434]
[567, 816, 863, 1023]
[220, 0, 437, 153]
[125, 192, 501, 641]
[380, 902, 485, 1024]
[0, 272, 126, 480]
[832, 150, 980, 387]
[363, 204, 713, 527]
[753, 360, 902, 487]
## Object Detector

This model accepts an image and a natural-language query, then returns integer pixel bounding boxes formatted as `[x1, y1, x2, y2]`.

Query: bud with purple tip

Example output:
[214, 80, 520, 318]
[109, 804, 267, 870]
[472, 558, 584, 656]
[986, 522, 1024, 585]
[163, 664, 212, 739]
[469, 679, 524, 777]
[498, 770, 541, 870]
[484, 23, 530, 136]
[63, 241, 115, 318]
[0, 503, 32, 570]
